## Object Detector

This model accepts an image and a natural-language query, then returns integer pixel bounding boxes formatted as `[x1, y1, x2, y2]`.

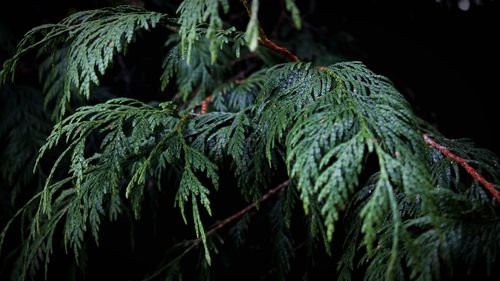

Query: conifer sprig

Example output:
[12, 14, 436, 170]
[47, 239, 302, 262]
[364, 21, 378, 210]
[0, 6, 166, 117]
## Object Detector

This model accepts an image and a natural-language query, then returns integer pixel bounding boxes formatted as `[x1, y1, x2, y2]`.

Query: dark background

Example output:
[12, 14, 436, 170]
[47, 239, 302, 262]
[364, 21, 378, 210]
[1, 0, 499, 280]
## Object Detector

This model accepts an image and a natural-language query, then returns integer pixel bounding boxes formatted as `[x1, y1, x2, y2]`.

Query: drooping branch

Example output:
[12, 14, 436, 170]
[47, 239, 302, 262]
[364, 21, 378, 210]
[424, 134, 500, 202]
[224, 11, 500, 204]
[239, 16, 500, 204]
[232, 2, 499, 205]
[249, 28, 499, 203]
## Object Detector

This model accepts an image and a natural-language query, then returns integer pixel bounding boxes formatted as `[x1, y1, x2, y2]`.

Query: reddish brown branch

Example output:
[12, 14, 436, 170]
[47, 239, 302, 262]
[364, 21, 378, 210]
[259, 37, 299, 62]
[187, 180, 288, 249]
[148, 180, 289, 279]
[423, 134, 500, 202]
[200, 95, 213, 114]
[240, 0, 299, 62]
[206, 180, 289, 236]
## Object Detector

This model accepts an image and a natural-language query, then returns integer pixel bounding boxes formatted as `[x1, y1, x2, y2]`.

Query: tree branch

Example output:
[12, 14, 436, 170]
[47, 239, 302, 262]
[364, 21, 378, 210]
[206, 180, 289, 236]
[240, 0, 299, 62]
[259, 37, 299, 62]
[190, 180, 289, 246]
[228, 5, 499, 203]
[423, 134, 500, 202]
[241, 2, 499, 205]
[145, 180, 289, 280]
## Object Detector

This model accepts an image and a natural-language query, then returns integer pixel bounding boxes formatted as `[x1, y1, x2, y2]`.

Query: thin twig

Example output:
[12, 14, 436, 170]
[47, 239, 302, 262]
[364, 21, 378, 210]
[206, 180, 289, 236]
[188, 180, 289, 247]
[259, 37, 299, 62]
[239, 0, 299, 62]
[191, 180, 289, 248]
[145, 180, 289, 280]
[423, 134, 500, 202]
[200, 95, 213, 114]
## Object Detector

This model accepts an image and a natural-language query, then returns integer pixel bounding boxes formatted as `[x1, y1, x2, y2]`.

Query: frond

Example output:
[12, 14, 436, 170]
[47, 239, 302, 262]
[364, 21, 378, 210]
[38, 47, 72, 119]
[175, 145, 219, 263]
[188, 111, 250, 173]
[1, 6, 166, 117]
[177, 0, 229, 60]
[284, 61, 434, 278]
[428, 135, 500, 195]
[255, 62, 334, 162]
[8, 97, 223, 276]
[161, 29, 245, 105]
[285, 0, 302, 29]
[337, 132, 500, 281]
[353, 188, 500, 281]
[161, 36, 223, 103]
[211, 69, 265, 112]
[19, 99, 179, 272]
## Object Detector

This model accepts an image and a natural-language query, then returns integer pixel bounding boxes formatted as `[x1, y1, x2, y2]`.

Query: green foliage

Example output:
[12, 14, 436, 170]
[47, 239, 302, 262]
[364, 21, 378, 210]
[285, 0, 302, 29]
[337, 139, 500, 281]
[176, 0, 229, 61]
[250, 61, 434, 278]
[176, 0, 300, 59]
[244, 0, 260, 51]
[0, 85, 51, 203]
[38, 47, 70, 119]
[1, 2, 499, 281]
[268, 193, 294, 280]
[0, 6, 165, 117]
[161, 29, 245, 104]
[211, 69, 265, 112]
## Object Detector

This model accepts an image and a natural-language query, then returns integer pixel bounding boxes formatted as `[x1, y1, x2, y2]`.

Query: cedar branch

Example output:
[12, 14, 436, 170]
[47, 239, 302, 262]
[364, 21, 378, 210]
[424, 134, 500, 202]
[232, 9, 499, 203]
[224, 7, 500, 203]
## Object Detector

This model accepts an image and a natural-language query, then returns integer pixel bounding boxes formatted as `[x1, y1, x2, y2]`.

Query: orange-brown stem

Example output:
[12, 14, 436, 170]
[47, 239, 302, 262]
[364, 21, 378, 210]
[189, 180, 289, 249]
[200, 95, 213, 114]
[259, 37, 299, 62]
[206, 180, 289, 236]
[240, 0, 299, 62]
[423, 134, 500, 202]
